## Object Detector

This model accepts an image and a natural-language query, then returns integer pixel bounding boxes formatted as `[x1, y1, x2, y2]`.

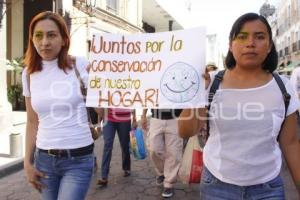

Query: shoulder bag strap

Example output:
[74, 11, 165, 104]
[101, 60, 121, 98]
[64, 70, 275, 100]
[73, 59, 87, 99]
[72, 58, 94, 124]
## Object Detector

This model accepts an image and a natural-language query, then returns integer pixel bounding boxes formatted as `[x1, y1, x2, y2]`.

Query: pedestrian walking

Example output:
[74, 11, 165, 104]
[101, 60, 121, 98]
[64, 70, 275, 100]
[179, 13, 300, 199]
[22, 11, 97, 200]
[97, 108, 137, 187]
[205, 62, 218, 72]
[141, 109, 183, 198]
[290, 66, 300, 100]
[289, 65, 300, 133]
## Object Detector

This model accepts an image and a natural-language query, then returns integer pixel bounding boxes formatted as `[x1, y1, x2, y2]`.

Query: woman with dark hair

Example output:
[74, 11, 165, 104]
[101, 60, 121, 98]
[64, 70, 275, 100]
[179, 13, 300, 199]
[22, 11, 96, 200]
[224, 13, 278, 72]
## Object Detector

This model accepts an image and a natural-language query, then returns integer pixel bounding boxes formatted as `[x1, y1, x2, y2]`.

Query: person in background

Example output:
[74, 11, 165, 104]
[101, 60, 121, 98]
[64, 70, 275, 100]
[22, 11, 96, 200]
[290, 65, 300, 99]
[141, 109, 183, 198]
[179, 13, 300, 199]
[290, 65, 300, 141]
[97, 108, 137, 187]
[205, 62, 218, 72]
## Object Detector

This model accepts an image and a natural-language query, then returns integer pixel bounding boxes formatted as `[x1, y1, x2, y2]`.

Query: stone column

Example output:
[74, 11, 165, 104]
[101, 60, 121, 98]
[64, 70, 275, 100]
[0, 4, 13, 136]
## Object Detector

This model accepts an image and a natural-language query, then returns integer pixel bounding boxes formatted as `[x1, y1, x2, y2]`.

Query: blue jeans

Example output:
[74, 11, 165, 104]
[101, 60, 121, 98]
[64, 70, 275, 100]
[34, 150, 94, 200]
[101, 120, 131, 179]
[200, 167, 285, 200]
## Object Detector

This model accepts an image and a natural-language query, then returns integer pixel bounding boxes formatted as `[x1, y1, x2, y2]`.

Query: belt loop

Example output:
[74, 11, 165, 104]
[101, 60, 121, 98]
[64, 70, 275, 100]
[48, 149, 56, 156]
[67, 149, 71, 158]
[35, 148, 39, 156]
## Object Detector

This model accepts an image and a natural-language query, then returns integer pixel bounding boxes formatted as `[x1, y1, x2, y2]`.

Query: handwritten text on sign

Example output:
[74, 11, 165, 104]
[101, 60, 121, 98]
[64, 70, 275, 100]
[86, 28, 206, 109]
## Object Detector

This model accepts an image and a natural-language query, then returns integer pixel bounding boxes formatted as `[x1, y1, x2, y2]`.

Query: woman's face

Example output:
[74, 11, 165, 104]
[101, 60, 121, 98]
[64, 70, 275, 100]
[229, 19, 271, 69]
[32, 19, 64, 61]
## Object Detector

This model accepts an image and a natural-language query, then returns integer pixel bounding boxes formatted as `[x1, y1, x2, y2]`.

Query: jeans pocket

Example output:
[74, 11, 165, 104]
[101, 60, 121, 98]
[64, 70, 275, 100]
[34, 151, 47, 164]
[72, 153, 94, 169]
[34, 151, 53, 172]
[73, 153, 94, 162]
[201, 167, 217, 185]
[265, 175, 284, 189]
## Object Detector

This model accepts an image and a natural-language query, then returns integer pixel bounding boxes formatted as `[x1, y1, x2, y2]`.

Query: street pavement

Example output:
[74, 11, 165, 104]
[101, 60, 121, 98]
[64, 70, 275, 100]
[0, 111, 26, 177]
[0, 133, 299, 199]
[0, 135, 200, 200]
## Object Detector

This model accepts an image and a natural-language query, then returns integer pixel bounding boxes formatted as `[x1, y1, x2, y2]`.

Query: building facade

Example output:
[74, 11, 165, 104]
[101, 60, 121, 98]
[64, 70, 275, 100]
[267, 0, 300, 74]
[0, 0, 188, 134]
[0, 1, 12, 135]
[67, 0, 144, 56]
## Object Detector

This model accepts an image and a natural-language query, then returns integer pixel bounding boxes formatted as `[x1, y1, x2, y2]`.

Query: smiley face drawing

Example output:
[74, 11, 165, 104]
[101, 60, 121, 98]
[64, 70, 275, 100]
[160, 62, 199, 103]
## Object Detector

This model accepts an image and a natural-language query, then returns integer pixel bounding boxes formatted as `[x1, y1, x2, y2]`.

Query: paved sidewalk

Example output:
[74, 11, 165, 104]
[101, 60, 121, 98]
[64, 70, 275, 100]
[0, 111, 26, 178]
[0, 135, 200, 200]
[0, 134, 299, 200]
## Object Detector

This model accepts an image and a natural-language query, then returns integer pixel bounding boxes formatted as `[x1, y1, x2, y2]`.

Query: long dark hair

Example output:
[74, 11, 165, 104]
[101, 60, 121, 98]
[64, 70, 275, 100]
[225, 13, 278, 72]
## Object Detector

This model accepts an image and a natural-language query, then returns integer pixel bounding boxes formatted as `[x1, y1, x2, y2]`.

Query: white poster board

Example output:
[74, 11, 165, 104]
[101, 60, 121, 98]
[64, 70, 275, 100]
[86, 27, 206, 109]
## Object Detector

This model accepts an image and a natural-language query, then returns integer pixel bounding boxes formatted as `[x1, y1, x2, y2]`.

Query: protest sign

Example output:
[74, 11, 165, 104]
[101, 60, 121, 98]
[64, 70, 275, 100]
[86, 27, 206, 109]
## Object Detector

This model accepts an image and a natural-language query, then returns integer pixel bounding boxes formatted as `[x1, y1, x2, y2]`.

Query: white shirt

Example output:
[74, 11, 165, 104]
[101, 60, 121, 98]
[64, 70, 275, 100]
[22, 57, 93, 149]
[204, 74, 299, 186]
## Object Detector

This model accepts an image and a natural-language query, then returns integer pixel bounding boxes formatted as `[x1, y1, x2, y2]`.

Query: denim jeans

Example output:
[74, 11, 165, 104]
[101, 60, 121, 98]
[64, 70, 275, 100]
[100, 120, 131, 179]
[34, 150, 94, 200]
[200, 167, 285, 200]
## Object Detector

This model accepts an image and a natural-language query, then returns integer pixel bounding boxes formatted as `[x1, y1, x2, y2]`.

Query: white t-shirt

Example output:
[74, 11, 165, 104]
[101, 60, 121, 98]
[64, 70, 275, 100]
[22, 57, 93, 149]
[204, 73, 299, 186]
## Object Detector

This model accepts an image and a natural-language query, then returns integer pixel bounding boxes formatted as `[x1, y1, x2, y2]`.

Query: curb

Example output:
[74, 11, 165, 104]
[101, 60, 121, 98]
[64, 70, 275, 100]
[0, 158, 24, 179]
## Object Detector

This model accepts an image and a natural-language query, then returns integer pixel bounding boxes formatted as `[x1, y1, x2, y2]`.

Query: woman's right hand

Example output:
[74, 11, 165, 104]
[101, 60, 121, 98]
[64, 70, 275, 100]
[24, 163, 47, 192]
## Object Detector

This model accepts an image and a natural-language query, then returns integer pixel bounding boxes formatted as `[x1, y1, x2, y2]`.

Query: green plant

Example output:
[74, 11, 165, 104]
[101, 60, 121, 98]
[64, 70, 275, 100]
[6, 57, 23, 85]
[6, 57, 25, 110]
[7, 84, 23, 109]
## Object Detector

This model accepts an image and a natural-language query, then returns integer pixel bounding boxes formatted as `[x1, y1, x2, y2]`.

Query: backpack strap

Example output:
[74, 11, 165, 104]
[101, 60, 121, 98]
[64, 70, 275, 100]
[207, 70, 226, 136]
[206, 71, 291, 141]
[272, 72, 291, 118]
[272, 72, 291, 140]
[208, 70, 226, 105]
